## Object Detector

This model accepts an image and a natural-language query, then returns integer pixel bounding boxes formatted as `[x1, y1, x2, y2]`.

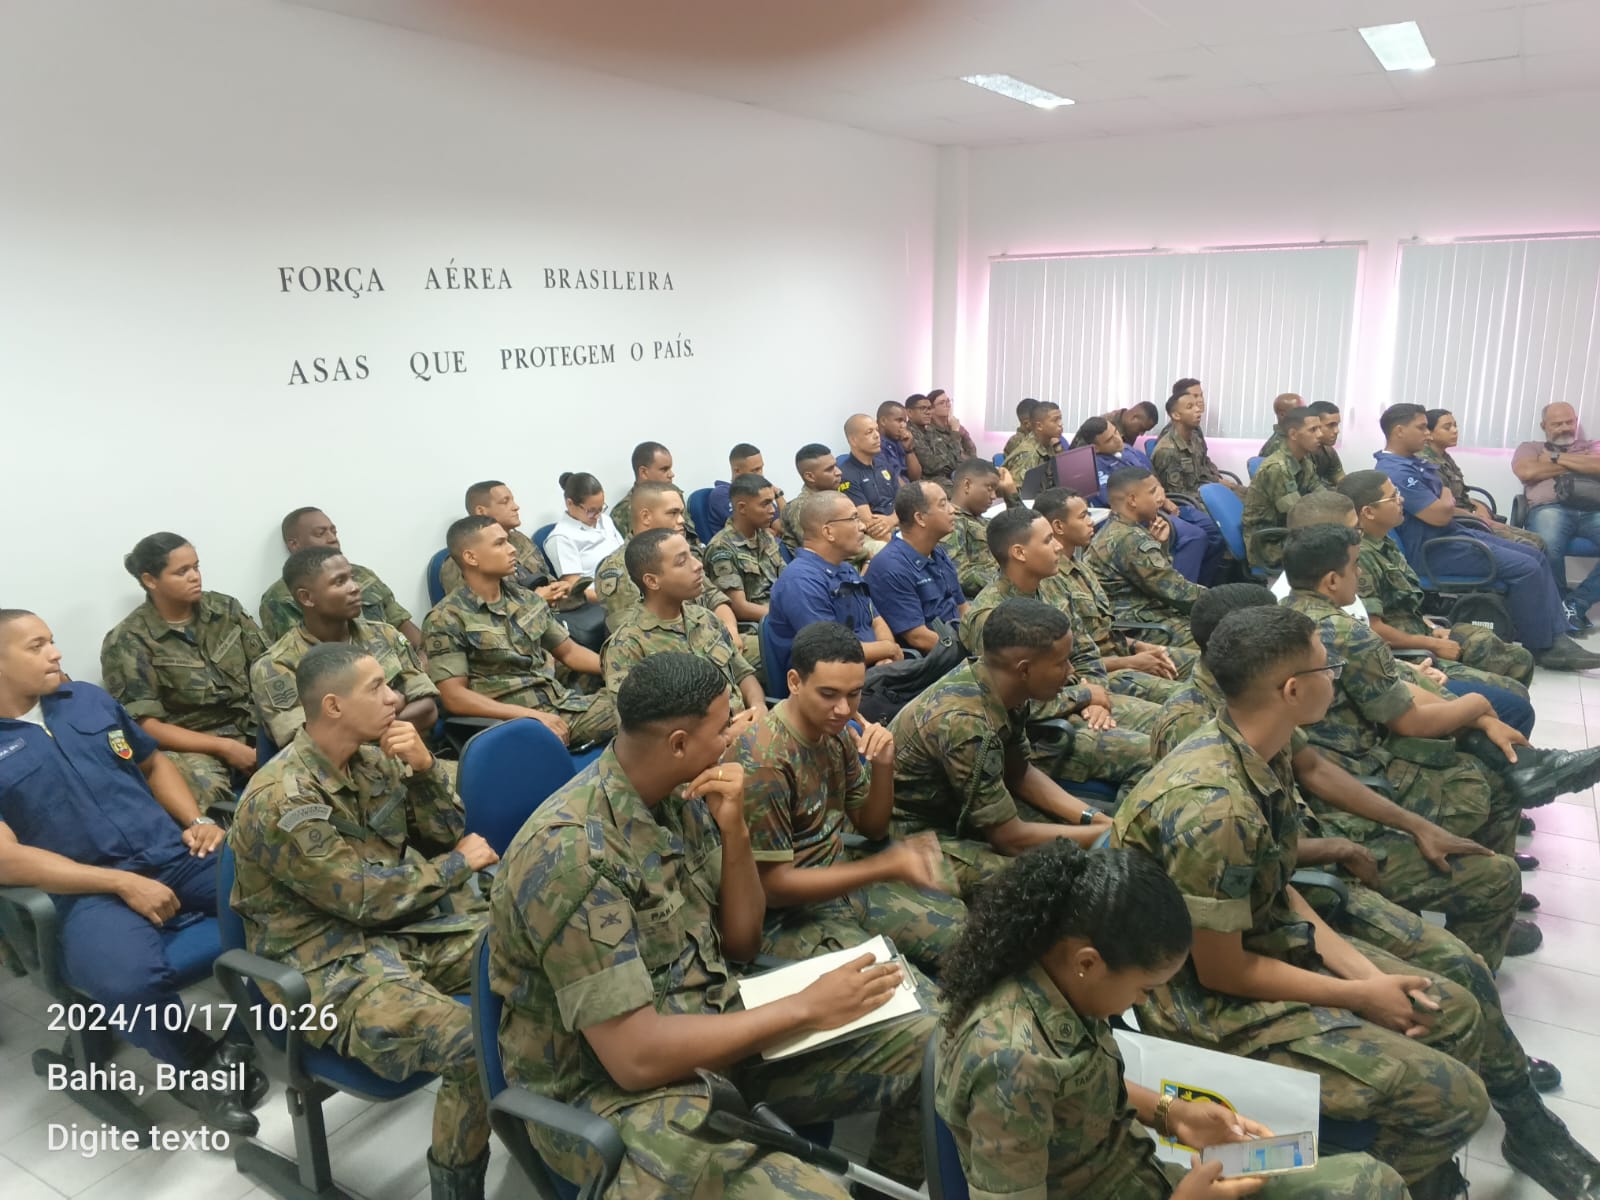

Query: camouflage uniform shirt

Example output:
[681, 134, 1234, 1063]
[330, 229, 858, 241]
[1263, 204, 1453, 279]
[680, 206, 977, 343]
[259, 563, 411, 642]
[889, 661, 1031, 841]
[594, 541, 730, 633]
[911, 423, 974, 481]
[703, 525, 783, 607]
[251, 618, 437, 748]
[1003, 436, 1060, 483]
[1085, 515, 1205, 628]
[1241, 450, 1324, 568]
[942, 509, 997, 600]
[1311, 445, 1345, 488]
[602, 604, 756, 710]
[229, 729, 480, 1034]
[734, 701, 865, 871]
[438, 528, 554, 596]
[1150, 425, 1224, 496]
[422, 583, 575, 709]
[100, 592, 267, 737]
[1113, 713, 1366, 1053]
[961, 575, 1099, 712]
[937, 963, 1171, 1199]
[613, 486, 701, 547]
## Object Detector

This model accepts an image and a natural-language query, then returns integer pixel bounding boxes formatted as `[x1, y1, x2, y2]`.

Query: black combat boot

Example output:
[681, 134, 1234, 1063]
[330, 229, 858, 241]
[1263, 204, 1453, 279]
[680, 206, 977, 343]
[1407, 1157, 1470, 1199]
[1458, 730, 1600, 809]
[427, 1147, 489, 1200]
[173, 1038, 261, 1137]
[1497, 1082, 1600, 1199]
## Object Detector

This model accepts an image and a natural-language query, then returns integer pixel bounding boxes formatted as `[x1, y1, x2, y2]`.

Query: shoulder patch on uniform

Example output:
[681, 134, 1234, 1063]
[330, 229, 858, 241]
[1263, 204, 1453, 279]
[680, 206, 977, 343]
[839, 481, 852, 491]
[108, 730, 133, 760]
[1220, 863, 1256, 899]
[278, 803, 333, 831]
[264, 673, 298, 709]
[588, 901, 630, 946]
[292, 823, 337, 858]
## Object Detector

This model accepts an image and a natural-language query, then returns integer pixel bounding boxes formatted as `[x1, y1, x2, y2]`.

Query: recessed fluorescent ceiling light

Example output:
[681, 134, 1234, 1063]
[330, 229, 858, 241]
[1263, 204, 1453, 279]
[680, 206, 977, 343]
[1359, 21, 1435, 71]
[961, 74, 1074, 109]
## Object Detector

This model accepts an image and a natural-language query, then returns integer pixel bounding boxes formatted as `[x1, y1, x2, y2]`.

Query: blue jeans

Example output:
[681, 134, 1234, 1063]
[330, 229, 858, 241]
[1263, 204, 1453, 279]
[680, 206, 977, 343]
[1444, 679, 1534, 739]
[1170, 504, 1225, 586]
[1417, 525, 1565, 653]
[1525, 503, 1600, 612]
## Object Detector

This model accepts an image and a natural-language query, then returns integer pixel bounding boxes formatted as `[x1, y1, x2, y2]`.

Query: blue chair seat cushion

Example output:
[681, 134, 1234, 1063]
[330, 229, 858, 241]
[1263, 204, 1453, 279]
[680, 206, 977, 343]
[303, 1044, 436, 1101]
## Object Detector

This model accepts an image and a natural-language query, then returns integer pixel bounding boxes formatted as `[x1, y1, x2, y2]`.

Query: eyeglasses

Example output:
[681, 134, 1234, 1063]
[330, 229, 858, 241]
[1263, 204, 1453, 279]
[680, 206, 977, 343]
[1374, 494, 1403, 506]
[825, 515, 864, 526]
[571, 501, 607, 518]
[1291, 658, 1344, 681]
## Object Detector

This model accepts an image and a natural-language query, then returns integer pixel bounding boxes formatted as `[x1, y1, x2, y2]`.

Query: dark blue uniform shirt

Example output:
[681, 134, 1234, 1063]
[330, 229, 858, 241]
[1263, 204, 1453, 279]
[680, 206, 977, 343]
[1375, 450, 1452, 560]
[707, 480, 733, 532]
[0, 683, 186, 872]
[879, 438, 910, 488]
[767, 549, 879, 677]
[839, 452, 900, 516]
[866, 536, 964, 639]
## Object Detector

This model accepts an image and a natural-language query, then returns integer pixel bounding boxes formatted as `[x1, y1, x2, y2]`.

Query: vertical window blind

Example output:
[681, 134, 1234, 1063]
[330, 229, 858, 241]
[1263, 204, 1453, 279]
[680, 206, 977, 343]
[1392, 234, 1600, 450]
[984, 243, 1362, 438]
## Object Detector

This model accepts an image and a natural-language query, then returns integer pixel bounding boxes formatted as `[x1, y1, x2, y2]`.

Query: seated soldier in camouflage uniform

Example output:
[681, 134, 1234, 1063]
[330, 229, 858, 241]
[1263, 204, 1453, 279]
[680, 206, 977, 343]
[613, 440, 701, 547]
[489, 653, 936, 1198]
[1116, 606, 1600, 1200]
[910, 389, 977, 483]
[1035, 487, 1195, 694]
[1280, 525, 1600, 874]
[603, 530, 765, 737]
[230, 643, 499, 1200]
[940, 457, 1020, 599]
[251, 547, 439, 750]
[703, 473, 783, 622]
[1243, 407, 1326, 570]
[1151, 379, 1247, 500]
[1153, 583, 1542, 972]
[1341, 470, 1535, 689]
[102, 532, 266, 813]
[437, 480, 570, 605]
[1306, 401, 1346, 487]
[963, 508, 1162, 800]
[596, 481, 738, 629]
[1000, 397, 1038, 459]
[1424, 409, 1545, 550]
[892, 598, 1114, 896]
[937, 842, 1407, 1200]
[424, 516, 617, 747]
[1001, 399, 1065, 481]
[259, 507, 420, 649]
[1257, 391, 1304, 458]
[1085, 469, 1205, 648]
[734, 623, 965, 977]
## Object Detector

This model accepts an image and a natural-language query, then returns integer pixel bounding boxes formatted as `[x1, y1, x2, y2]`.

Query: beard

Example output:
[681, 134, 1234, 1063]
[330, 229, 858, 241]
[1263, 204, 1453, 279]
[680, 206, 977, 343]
[1549, 431, 1579, 448]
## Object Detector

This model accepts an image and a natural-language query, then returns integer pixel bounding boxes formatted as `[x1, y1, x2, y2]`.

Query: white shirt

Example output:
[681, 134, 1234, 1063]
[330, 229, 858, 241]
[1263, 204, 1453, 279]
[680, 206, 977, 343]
[1270, 571, 1368, 622]
[546, 511, 624, 577]
[15, 702, 46, 729]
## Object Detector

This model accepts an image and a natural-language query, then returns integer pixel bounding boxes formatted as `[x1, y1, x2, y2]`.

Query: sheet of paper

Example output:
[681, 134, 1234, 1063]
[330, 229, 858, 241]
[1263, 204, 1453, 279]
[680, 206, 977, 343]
[738, 935, 923, 1061]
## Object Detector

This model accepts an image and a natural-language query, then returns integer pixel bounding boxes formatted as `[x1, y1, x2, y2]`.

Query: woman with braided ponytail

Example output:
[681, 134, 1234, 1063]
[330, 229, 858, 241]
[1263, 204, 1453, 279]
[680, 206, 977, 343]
[934, 843, 1407, 1199]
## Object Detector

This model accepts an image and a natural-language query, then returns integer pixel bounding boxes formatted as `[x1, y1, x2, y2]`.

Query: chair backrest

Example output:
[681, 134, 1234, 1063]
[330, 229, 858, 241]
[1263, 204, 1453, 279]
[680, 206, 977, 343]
[1198, 483, 1247, 562]
[1137, 435, 1156, 456]
[427, 547, 450, 606]
[255, 725, 279, 771]
[921, 1039, 969, 1200]
[688, 487, 721, 538]
[1247, 455, 1264, 479]
[472, 931, 508, 1098]
[458, 719, 579, 855]
[760, 617, 789, 700]
[216, 843, 246, 953]
[990, 452, 1004, 468]
[533, 524, 556, 560]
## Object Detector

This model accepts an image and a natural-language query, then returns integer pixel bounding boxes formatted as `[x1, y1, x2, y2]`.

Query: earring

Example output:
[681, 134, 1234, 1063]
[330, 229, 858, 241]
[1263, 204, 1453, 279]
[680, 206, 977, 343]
[1077, 971, 1085, 978]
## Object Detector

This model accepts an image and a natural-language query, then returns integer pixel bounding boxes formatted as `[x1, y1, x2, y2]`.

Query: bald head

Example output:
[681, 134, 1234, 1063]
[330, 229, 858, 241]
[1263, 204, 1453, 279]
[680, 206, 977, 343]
[801, 490, 853, 539]
[844, 413, 882, 460]
[1542, 402, 1581, 445]
[1273, 393, 1304, 420]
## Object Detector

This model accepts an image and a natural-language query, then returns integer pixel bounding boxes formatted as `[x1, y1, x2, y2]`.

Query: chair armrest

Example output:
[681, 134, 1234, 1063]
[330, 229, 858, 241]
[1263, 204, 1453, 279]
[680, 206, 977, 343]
[1351, 775, 1396, 799]
[0, 885, 60, 986]
[1217, 469, 1243, 487]
[1165, 491, 1201, 511]
[1290, 869, 1348, 917]
[840, 831, 890, 854]
[1393, 649, 1434, 661]
[1416, 536, 1498, 588]
[208, 797, 238, 820]
[1111, 618, 1174, 639]
[1465, 485, 1500, 519]
[1511, 494, 1530, 528]
[491, 1088, 624, 1195]
[212, 947, 313, 1080]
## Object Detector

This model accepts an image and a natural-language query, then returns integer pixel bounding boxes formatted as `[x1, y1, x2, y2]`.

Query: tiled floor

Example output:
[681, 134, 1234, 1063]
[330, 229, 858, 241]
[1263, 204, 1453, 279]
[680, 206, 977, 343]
[1, 670, 1598, 1199]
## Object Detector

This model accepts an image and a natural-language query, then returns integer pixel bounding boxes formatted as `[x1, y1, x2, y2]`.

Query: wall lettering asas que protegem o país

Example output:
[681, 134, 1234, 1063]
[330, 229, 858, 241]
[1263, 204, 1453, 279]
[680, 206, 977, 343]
[278, 262, 690, 387]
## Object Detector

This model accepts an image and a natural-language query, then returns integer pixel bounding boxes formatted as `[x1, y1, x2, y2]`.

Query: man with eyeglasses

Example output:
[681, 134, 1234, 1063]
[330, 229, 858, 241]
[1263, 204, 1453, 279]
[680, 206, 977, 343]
[1116, 602, 1600, 1200]
[766, 491, 902, 682]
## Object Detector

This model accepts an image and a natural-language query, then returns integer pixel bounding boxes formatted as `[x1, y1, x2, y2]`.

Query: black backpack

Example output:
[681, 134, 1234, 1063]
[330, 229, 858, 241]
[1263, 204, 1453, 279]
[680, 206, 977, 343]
[857, 620, 966, 724]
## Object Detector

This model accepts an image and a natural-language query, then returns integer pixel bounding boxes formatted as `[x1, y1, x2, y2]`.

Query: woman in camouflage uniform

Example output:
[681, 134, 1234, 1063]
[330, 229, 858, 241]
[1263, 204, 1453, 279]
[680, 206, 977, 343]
[935, 843, 1406, 1199]
[1423, 409, 1544, 551]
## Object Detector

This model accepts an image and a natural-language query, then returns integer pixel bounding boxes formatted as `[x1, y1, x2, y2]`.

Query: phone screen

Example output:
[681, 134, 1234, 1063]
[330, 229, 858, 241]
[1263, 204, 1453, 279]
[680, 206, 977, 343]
[1201, 1132, 1316, 1177]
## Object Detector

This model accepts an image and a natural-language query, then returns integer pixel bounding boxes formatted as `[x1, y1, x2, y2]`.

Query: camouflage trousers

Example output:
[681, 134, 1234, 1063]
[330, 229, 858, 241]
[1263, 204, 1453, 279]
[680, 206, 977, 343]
[1430, 621, 1536, 689]
[760, 879, 967, 979]
[1311, 807, 1522, 969]
[540, 976, 939, 1197]
[167, 747, 245, 816]
[903, 831, 1013, 898]
[1111, 602, 1197, 650]
[1106, 669, 1185, 705]
[327, 931, 488, 1166]
[1155, 1153, 1407, 1198]
[551, 688, 619, 746]
[1375, 751, 1521, 857]
[1029, 694, 1160, 798]
[1253, 938, 1491, 1184]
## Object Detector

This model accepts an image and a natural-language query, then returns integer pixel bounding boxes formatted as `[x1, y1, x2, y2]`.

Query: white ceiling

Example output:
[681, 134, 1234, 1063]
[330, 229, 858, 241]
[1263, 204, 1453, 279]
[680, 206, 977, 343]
[292, 0, 1600, 146]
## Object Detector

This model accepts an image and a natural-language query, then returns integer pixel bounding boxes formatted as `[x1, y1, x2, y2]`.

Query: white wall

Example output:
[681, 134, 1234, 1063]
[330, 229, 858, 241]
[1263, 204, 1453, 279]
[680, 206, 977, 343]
[0, 0, 937, 677]
[942, 89, 1600, 501]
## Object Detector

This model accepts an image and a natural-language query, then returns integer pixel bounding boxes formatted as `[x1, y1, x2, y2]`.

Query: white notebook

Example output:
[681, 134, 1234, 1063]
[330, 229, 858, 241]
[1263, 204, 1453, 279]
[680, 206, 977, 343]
[739, 935, 924, 1061]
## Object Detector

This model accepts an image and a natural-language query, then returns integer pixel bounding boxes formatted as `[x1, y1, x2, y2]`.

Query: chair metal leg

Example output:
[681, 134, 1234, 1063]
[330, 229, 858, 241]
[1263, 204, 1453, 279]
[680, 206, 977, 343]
[231, 1081, 355, 1200]
[31, 1033, 152, 1149]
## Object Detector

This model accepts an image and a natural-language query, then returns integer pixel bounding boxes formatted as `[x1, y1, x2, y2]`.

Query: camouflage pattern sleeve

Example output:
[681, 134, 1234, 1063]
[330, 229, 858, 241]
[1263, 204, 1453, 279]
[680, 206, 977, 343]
[258, 580, 298, 642]
[361, 568, 412, 629]
[251, 651, 304, 748]
[948, 1044, 1055, 1197]
[1160, 785, 1264, 933]
[1334, 619, 1414, 726]
[944, 721, 1021, 834]
[422, 604, 469, 684]
[601, 624, 647, 695]
[403, 759, 467, 854]
[1118, 529, 1204, 614]
[842, 736, 869, 819]
[99, 623, 169, 721]
[227, 595, 271, 662]
[704, 532, 743, 595]
[1150, 436, 1192, 496]
[526, 857, 655, 1032]
[391, 627, 438, 702]
[235, 775, 472, 924]
[1354, 542, 1389, 620]
[733, 723, 797, 864]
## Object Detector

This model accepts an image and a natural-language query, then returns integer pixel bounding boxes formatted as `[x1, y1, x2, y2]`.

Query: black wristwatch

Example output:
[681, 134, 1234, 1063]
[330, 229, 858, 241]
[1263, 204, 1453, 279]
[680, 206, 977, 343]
[1078, 809, 1097, 826]
[1552, 450, 1562, 465]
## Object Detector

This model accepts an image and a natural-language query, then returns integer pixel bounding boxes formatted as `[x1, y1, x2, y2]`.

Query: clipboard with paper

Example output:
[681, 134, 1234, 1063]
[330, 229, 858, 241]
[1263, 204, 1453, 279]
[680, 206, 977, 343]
[737, 935, 923, 1061]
